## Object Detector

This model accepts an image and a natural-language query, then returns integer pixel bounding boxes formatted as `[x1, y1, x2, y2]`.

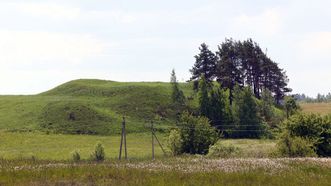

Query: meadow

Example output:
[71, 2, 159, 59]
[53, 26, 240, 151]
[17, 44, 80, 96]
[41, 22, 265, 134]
[0, 158, 330, 185]
[0, 79, 331, 185]
[0, 132, 167, 160]
[300, 102, 331, 115]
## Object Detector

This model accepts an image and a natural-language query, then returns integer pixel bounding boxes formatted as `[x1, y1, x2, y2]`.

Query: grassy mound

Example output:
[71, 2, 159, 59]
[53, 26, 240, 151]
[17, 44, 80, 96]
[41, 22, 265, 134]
[40, 101, 112, 135]
[0, 79, 195, 134]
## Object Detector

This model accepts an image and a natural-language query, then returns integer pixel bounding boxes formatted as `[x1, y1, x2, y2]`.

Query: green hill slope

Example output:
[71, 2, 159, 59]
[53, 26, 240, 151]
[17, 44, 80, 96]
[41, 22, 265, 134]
[0, 79, 195, 135]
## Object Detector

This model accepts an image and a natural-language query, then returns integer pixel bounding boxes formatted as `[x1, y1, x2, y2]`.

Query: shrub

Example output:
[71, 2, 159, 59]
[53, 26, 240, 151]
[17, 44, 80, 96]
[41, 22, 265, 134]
[173, 112, 219, 155]
[207, 142, 240, 158]
[71, 150, 81, 162]
[168, 129, 182, 156]
[91, 142, 105, 161]
[277, 134, 317, 157]
[278, 113, 331, 157]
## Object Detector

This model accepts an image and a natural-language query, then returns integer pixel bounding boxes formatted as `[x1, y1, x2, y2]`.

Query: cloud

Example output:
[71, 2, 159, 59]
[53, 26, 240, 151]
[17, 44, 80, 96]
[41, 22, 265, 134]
[300, 32, 331, 57]
[233, 9, 282, 36]
[0, 30, 106, 66]
[5, 2, 137, 24]
[11, 2, 81, 21]
[85, 10, 137, 24]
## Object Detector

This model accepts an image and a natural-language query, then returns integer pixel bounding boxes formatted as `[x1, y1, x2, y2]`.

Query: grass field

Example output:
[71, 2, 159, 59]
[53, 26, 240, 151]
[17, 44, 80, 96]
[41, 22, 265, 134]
[0, 132, 167, 160]
[0, 131, 278, 160]
[0, 158, 330, 185]
[300, 102, 331, 115]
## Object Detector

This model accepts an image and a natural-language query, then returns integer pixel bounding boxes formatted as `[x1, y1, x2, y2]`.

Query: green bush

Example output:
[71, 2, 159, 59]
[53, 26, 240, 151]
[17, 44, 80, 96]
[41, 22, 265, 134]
[207, 142, 240, 158]
[173, 112, 219, 155]
[168, 129, 182, 156]
[91, 142, 105, 161]
[71, 150, 81, 162]
[278, 113, 331, 157]
[277, 134, 317, 157]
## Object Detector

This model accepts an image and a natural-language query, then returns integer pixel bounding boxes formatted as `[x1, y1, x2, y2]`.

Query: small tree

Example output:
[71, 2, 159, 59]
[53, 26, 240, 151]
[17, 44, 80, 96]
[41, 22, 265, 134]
[71, 150, 81, 162]
[91, 142, 105, 161]
[284, 96, 299, 118]
[170, 69, 185, 106]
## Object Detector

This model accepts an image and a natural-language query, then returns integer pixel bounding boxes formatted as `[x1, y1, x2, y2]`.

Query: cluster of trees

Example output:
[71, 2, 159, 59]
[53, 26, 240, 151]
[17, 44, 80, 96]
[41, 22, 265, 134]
[168, 38, 331, 158]
[168, 38, 303, 155]
[294, 93, 331, 103]
[197, 75, 268, 138]
[188, 39, 293, 138]
[190, 39, 291, 104]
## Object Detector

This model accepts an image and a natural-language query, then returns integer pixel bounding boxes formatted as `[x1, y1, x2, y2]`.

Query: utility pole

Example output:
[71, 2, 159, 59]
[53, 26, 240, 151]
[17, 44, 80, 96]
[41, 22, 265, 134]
[119, 116, 127, 160]
[124, 116, 127, 160]
[151, 120, 155, 160]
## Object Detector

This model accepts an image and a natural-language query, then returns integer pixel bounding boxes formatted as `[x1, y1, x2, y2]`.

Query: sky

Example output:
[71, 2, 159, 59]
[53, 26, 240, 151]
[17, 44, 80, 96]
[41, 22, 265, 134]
[0, 0, 330, 96]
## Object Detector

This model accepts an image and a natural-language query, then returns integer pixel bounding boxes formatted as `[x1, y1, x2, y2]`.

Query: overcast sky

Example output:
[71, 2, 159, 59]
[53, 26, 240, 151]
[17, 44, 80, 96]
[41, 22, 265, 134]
[0, 0, 330, 96]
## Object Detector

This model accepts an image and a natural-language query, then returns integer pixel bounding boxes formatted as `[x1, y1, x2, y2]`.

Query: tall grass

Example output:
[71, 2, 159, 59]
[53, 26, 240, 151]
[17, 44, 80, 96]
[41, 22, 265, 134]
[0, 159, 330, 185]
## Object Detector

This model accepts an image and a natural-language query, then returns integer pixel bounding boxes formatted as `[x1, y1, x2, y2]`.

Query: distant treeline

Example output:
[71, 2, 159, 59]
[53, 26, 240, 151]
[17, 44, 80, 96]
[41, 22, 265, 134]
[294, 93, 331, 103]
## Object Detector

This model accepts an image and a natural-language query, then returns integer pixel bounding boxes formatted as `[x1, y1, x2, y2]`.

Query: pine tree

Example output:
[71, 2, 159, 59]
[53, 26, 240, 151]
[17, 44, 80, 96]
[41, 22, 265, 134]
[170, 69, 185, 106]
[241, 39, 263, 98]
[216, 38, 243, 105]
[191, 38, 292, 105]
[190, 43, 217, 86]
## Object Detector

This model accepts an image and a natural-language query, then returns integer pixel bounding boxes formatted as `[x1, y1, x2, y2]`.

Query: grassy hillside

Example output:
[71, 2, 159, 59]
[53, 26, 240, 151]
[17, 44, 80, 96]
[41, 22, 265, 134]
[0, 79, 196, 134]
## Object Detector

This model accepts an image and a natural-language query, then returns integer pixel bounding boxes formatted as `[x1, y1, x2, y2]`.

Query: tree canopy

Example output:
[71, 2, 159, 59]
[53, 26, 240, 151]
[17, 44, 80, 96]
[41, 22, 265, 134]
[190, 38, 291, 104]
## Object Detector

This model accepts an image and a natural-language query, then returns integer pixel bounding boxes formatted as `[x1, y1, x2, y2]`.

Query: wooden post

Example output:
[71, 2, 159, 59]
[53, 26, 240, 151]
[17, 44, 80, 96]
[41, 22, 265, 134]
[151, 120, 155, 160]
[119, 116, 127, 160]
[119, 117, 124, 160]
[123, 116, 127, 160]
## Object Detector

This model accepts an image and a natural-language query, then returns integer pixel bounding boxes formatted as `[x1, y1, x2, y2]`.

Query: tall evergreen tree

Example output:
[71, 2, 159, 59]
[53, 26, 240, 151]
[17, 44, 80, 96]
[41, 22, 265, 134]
[216, 38, 243, 105]
[198, 75, 209, 117]
[190, 43, 217, 86]
[240, 39, 264, 98]
[170, 69, 185, 106]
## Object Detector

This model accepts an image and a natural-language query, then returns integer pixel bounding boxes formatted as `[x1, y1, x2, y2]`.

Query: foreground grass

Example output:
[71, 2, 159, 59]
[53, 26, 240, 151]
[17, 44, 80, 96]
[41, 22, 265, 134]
[0, 132, 167, 160]
[0, 158, 330, 185]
